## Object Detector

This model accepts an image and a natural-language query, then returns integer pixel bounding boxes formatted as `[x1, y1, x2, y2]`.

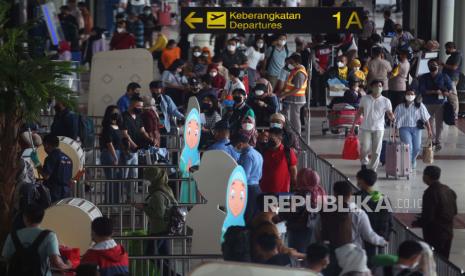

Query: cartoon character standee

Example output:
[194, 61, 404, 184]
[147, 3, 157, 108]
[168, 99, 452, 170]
[222, 166, 248, 240]
[180, 108, 201, 203]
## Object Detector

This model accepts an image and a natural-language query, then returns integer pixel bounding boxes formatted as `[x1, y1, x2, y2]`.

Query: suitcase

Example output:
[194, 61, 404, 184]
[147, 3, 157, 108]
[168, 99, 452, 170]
[385, 131, 410, 180]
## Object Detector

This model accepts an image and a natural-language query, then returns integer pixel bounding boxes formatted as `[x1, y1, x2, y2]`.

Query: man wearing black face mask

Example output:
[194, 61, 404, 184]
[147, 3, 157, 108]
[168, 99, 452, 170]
[419, 59, 453, 152]
[226, 88, 255, 133]
[50, 101, 79, 140]
[121, 95, 153, 179]
[149, 81, 184, 135]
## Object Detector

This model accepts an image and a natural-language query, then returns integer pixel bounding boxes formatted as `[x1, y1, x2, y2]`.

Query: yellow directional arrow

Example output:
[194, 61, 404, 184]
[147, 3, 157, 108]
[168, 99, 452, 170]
[184, 12, 203, 29]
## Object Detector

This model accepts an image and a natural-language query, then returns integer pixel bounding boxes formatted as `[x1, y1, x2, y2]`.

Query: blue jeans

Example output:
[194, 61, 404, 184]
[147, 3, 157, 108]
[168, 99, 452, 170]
[399, 127, 422, 168]
[101, 149, 122, 203]
[123, 151, 138, 202]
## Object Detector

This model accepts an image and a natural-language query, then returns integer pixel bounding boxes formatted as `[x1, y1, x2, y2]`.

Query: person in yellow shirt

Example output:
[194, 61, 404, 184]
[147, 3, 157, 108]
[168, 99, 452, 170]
[148, 32, 168, 54]
[349, 58, 367, 85]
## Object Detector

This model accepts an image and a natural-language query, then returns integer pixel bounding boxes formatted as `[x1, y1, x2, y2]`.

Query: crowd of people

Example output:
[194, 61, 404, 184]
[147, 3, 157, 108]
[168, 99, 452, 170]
[2, 0, 463, 275]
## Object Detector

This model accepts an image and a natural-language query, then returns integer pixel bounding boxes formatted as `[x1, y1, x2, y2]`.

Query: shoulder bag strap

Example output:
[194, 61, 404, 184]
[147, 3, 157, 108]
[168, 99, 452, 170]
[30, 230, 51, 250]
[11, 231, 24, 251]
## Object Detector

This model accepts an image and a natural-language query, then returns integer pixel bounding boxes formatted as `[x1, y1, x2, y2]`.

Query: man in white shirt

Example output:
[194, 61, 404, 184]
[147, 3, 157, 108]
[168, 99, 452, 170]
[353, 80, 395, 172]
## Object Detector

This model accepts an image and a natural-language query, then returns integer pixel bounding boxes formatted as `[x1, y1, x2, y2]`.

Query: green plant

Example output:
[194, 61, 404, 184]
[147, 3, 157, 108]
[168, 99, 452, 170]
[0, 1, 75, 246]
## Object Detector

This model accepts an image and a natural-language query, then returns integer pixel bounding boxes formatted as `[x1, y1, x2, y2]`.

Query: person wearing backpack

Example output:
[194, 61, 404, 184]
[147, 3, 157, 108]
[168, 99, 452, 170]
[264, 34, 289, 89]
[135, 167, 180, 275]
[2, 204, 71, 276]
[354, 169, 393, 263]
[81, 217, 129, 276]
[50, 101, 79, 140]
[259, 127, 297, 194]
[37, 134, 73, 203]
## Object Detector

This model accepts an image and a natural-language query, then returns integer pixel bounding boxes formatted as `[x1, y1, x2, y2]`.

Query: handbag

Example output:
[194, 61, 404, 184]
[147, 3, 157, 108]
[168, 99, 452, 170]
[422, 140, 434, 164]
[342, 133, 360, 160]
[416, 119, 425, 129]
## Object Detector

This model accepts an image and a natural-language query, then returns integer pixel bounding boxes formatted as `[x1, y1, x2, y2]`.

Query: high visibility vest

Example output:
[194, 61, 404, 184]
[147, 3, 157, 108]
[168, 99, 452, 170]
[284, 66, 308, 97]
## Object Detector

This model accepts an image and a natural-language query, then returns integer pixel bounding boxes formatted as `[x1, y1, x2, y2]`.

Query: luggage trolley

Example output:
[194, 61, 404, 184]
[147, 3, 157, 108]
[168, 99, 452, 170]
[321, 79, 362, 136]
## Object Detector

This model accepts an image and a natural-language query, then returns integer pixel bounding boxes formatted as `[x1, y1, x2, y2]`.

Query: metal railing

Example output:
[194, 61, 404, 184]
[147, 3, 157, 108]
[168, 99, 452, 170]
[294, 127, 465, 275]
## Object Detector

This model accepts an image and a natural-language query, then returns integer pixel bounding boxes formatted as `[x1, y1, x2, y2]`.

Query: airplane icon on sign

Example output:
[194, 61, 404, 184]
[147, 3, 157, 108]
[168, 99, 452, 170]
[211, 14, 224, 20]
[207, 12, 227, 29]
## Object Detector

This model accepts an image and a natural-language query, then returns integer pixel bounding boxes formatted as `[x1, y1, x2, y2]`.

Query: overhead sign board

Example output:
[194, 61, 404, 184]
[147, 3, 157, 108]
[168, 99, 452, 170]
[181, 7, 363, 34]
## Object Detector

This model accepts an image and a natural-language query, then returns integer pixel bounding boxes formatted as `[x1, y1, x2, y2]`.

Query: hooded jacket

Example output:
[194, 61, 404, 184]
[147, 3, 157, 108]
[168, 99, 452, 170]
[81, 240, 129, 276]
[143, 167, 177, 234]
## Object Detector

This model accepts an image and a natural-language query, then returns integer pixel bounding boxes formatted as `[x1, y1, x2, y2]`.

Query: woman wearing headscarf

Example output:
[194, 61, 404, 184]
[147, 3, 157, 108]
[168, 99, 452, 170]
[135, 167, 177, 275]
[286, 168, 326, 253]
[247, 83, 279, 127]
[135, 167, 176, 256]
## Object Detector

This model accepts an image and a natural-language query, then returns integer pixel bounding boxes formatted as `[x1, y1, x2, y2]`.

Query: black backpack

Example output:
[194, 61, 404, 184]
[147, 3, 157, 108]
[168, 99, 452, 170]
[7, 230, 51, 276]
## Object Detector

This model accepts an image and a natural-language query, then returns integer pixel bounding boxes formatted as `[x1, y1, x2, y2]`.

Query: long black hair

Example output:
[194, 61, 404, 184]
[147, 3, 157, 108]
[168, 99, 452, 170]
[203, 94, 220, 114]
[403, 92, 422, 109]
[102, 105, 122, 128]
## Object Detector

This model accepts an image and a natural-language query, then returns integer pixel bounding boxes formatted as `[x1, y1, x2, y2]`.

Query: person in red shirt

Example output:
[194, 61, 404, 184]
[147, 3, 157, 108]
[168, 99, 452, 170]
[110, 21, 135, 50]
[208, 64, 226, 91]
[259, 127, 298, 193]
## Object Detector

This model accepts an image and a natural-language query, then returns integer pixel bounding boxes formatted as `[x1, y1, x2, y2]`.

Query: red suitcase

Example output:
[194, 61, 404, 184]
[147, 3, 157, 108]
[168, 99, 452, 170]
[385, 127, 410, 180]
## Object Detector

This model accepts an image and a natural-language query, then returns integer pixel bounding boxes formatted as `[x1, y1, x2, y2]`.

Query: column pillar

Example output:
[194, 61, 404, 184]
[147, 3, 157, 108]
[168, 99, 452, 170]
[438, 0, 455, 60]
[457, 0, 465, 73]
[409, 0, 418, 36]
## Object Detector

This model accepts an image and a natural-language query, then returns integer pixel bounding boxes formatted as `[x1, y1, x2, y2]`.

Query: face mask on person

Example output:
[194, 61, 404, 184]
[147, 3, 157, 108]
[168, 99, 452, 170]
[144, 10, 152, 15]
[227, 44, 237, 52]
[111, 113, 120, 121]
[267, 138, 278, 148]
[255, 90, 264, 97]
[257, 42, 264, 48]
[152, 92, 161, 100]
[405, 95, 416, 102]
[429, 65, 438, 73]
[202, 103, 212, 111]
[133, 107, 143, 114]
[354, 66, 360, 71]
[116, 28, 124, 33]
[193, 51, 201, 57]
[287, 64, 295, 70]
[233, 96, 243, 104]
[278, 39, 286, 47]
[372, 87, 383, 96]
[270, 122, 283, 129]
[209, 71, 218, 77]
[242, 123, 254, 131]
[202, 52, 209, 57]
[237, 42, 243, 48]
[337, 61, 345, 68]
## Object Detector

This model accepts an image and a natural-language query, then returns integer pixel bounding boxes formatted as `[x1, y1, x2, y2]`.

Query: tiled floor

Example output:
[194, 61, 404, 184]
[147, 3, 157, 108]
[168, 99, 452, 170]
[307, 111, 465, 270]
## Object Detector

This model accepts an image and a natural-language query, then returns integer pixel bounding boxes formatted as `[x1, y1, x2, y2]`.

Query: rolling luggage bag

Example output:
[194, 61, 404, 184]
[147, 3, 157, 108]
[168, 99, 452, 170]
[385, 126, 410, 180]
